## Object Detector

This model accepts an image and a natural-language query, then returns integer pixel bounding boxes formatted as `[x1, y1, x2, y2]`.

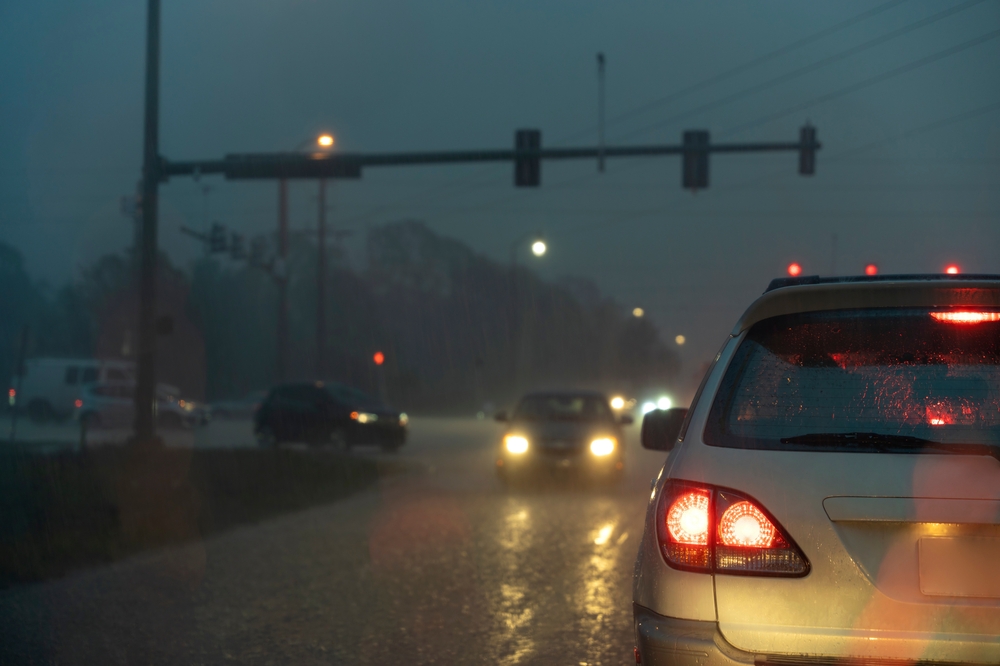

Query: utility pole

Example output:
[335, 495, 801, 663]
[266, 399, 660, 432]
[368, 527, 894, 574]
[597, 52, 605, 173]
[277, 179, 289, 382]
[134, 0, 161, 445]
[317, 179, 327, 377]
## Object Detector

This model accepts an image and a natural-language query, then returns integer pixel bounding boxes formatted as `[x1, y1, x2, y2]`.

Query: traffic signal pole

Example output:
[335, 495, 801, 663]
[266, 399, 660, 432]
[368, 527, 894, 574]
[277, 179, 289, 382]
[134, 0, 161, 445]
[317, 178, 327, 377]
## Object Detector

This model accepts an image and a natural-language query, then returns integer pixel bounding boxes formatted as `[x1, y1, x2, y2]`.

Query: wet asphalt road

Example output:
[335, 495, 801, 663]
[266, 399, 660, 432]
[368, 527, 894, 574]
[0, 417, 670, 665]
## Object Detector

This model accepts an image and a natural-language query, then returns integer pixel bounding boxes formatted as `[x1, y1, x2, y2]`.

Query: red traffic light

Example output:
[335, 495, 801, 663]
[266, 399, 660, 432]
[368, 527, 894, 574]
[373, 351, 385, 366]
[945, 264, 960, 275]
[787, 262, 802, 277]
[865, 264, 878, 276]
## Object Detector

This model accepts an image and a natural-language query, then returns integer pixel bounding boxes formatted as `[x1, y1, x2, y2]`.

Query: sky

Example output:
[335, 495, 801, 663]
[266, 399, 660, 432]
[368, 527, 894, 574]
[2, 0, 999, 379]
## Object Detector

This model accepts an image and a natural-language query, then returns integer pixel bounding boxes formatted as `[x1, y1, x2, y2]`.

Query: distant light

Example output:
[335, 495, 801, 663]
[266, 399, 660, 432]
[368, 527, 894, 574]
[641, 401, 657, 415]
[610, 396, 625, 410]
[373, 351, 385, 365]
[633, 308, 644, 318]
[657, 396, 672, 410]
[865, 264, 878, 276]
[675, 334, 686, 346]
[74, 399, 83, 409]
[317, 134, 334, 148]
[787, 262, 802, 277]
[531, 240, 547, 257]
[945, 264, 960, 275]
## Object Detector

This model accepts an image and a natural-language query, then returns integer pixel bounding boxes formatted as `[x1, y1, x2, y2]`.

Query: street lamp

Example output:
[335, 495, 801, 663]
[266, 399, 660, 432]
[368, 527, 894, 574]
[531, 240, 547, 257]
[276, 132, 336, 381]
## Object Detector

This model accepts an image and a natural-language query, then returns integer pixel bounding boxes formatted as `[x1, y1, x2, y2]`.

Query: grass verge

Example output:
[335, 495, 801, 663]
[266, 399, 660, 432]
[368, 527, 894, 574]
[0, 447, 382, 588]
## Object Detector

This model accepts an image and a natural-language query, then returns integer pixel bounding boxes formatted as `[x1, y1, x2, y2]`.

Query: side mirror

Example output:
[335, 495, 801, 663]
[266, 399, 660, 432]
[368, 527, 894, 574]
[494, 411, 508, 422]
[619, 414, 634, 426]
[641, 408, 688, 451]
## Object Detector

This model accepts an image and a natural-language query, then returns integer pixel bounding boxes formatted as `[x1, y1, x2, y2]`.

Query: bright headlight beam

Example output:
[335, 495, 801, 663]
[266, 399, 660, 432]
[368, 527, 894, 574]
[657, 396, 672, 410]
[505, 435, 529, 454]
[641, 401, 657, 415]
[590, 437, 615, 456]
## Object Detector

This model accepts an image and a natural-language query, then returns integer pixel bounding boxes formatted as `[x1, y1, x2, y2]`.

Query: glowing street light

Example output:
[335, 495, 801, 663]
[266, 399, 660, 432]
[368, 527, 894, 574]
[633, 307, 644, 318]
[317, 133, 334, 148]
[675, 335, 686, 346]
[531, 240, 547, 257]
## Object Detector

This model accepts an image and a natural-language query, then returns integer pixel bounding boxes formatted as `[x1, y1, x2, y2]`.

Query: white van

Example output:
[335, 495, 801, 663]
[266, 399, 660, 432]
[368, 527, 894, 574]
[9, 358, 135, 421]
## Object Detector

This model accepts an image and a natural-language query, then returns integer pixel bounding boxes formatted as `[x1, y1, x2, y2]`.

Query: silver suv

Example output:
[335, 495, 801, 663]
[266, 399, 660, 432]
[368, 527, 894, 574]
[634, 274, 1000, 666]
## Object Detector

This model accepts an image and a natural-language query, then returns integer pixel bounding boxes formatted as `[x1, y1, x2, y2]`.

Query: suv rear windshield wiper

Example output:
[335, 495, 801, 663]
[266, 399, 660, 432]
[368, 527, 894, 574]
[780, 432, 1000, 461]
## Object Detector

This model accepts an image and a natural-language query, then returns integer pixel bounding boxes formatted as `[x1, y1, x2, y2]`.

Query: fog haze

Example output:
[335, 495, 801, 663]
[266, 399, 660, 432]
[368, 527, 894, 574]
[3, 0, 999, 369]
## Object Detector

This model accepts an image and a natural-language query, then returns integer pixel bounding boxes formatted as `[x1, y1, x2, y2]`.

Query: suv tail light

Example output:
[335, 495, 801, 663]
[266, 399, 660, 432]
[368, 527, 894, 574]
[655, 481, 809, 576]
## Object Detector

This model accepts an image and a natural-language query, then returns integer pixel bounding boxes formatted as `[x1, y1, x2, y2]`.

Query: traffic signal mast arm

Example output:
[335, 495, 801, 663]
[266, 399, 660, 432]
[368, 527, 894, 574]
[160, 125, 820, 188]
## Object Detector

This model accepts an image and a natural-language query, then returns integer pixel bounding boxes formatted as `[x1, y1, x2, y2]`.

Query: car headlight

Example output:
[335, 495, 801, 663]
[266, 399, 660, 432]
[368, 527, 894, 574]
[504, 435, 529, 454]
[351, 411, 379, 424]
[590, 437, 616, 456]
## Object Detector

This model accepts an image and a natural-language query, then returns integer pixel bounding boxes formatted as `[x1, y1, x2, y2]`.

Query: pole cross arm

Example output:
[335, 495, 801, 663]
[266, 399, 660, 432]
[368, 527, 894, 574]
[158, 131, 821, 182]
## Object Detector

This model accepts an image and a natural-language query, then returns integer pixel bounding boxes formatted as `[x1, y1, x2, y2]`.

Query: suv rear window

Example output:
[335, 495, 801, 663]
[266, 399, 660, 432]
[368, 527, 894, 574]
[705, 308, 1000, 452]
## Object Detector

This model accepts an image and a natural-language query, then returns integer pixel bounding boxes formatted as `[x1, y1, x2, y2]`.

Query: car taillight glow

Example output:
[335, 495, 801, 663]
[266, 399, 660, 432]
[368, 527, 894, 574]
[930, 311, 1000, 324]
[666, 491, 709, 545]
[656, 481, 809, 576]
[719, 501, 775, 547]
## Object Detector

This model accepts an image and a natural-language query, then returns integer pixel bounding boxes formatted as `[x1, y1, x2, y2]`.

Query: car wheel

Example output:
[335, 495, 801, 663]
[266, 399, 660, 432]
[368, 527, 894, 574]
[256, 426, 279, 448]
[27, 399, 55, 423]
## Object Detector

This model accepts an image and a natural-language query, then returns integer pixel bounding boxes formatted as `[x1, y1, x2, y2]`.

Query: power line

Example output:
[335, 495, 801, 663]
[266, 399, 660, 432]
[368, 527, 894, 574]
[722, 27, 1000, 137]
[617, 0, 990, 143]
[559, 0, 914, 143]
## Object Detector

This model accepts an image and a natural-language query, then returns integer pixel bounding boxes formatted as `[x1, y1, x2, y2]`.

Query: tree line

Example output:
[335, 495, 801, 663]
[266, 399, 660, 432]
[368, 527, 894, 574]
[1, 221, 679, 412]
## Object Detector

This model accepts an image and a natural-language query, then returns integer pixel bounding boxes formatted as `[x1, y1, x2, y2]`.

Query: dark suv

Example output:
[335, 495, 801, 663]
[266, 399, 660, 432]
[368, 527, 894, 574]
[253, 381, 408, 450]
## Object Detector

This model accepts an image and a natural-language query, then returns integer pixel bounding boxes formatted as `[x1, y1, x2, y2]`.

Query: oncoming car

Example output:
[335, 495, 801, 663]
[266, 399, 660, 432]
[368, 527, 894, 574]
[634, 274, 1000, 666]
[254, 381, 408, 450]
[495, 390, 631, 483]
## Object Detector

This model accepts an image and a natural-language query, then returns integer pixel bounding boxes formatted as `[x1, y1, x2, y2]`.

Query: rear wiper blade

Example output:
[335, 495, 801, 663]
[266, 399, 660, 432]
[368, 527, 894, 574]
[780, 432, 1000, 461]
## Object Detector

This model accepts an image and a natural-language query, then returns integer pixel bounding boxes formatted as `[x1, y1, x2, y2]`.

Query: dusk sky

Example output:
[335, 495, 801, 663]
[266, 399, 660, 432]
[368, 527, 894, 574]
[3, 0, 999, 373]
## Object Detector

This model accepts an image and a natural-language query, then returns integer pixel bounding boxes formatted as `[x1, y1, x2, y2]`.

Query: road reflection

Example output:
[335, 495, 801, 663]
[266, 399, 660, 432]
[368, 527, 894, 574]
[491, 501, 536, 665]
[580, 510, 627, 663]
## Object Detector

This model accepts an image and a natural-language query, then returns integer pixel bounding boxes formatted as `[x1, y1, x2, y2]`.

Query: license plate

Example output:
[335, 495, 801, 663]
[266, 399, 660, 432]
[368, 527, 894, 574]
[919, 536, 1000, 598]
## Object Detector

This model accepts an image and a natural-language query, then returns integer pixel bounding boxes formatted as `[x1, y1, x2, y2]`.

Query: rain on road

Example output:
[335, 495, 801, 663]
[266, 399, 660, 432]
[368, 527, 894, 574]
[0, 417, 669, 665]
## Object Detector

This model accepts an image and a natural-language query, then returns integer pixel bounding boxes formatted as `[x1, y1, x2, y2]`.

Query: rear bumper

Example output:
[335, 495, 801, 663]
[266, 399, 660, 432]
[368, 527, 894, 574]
[634, 604, 754, 666]
[634, 605, 987, 666]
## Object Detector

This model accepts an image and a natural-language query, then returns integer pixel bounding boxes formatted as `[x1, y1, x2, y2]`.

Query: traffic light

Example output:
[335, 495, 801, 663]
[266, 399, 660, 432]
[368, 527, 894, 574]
[799, 124, 817, 175]
[209, 223, 227, 253]
[682, 130, 709, 190]
[514, 129, 541, 187]
[230, 233, 246, 260]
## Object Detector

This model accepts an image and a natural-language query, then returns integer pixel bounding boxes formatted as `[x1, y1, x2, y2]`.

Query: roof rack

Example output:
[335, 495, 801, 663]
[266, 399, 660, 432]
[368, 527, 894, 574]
[766, 274, 1000, 293]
